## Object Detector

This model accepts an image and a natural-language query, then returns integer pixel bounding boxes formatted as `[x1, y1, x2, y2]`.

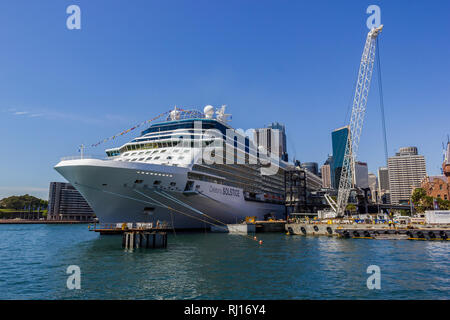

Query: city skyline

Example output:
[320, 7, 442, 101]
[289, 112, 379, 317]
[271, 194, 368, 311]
[1, 1, 449, 199]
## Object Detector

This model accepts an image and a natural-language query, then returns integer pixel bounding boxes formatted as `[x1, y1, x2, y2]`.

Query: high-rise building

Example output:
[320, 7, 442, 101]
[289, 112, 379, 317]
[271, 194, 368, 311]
[331, 126, 350, 188]
[388, 147, 427, 204]
[377, 166, 390, 204]
[302, 162, 319, 175]
[368, 173, 378, 202]
[48, 182, 95, 221]
[353, 161, 369, 189]
[321, 163, 332, 189]
[378, 167, 390, 191]
[254, 122, 288, 162]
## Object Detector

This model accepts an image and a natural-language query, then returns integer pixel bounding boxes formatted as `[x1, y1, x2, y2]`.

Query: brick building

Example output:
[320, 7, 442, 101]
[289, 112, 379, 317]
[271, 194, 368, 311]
[421, 142, 450, 201]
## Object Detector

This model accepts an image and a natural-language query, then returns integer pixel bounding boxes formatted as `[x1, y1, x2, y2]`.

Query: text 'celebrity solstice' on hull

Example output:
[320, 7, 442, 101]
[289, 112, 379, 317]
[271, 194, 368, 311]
[55, 106, 289, 229]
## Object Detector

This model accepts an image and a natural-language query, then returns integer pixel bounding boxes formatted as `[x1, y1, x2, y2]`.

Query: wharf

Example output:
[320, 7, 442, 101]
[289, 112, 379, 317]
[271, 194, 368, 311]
[89, 223, 171, 235]
[285, 222, 450, 240]
[336, 227, 450, 240]
[210, 220, 286, 234]
[254, 220, 286, 233]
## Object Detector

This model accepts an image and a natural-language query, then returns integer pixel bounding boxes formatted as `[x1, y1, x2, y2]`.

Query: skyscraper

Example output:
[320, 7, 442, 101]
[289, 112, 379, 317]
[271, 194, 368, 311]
[321, 163, 332, 188]
[353, 161, 369, 189]
[302, 162, 319, 175]
[388, 147, 427, 204]
[254, 122, 288, 162]
[331, 126, 350, 188]
[368, 173, 378, 202]
[377, 166, 390, 204]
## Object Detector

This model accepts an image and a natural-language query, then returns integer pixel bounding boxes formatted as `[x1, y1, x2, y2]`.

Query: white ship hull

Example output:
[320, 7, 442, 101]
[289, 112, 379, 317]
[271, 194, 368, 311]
[55, 159, 285, 229]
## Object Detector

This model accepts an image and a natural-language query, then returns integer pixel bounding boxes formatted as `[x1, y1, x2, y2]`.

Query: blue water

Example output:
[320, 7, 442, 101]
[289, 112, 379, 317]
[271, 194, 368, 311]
[0, 224, 449, 299]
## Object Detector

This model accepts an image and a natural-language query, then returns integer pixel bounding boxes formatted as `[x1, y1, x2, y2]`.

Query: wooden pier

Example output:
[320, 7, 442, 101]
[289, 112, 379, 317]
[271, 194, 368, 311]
[122, 231, 167, 249]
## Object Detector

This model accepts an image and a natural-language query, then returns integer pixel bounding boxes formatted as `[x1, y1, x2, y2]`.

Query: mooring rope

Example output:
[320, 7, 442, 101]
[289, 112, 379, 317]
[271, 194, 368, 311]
[76, 182, 262, 243]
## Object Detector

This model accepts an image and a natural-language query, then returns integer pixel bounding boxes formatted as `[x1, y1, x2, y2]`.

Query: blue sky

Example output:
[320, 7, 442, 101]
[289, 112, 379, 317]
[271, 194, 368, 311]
[0, 0, 449, 199]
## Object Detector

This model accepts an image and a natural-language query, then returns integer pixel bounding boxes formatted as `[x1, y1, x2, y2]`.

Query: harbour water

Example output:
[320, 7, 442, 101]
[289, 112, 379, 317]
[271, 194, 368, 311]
[0, 224, 449, 300]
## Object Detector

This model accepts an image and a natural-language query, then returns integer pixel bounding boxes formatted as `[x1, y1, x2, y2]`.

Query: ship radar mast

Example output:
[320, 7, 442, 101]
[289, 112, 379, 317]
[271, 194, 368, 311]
[169, 106, 180, 121]
[215, 105, 231, 124]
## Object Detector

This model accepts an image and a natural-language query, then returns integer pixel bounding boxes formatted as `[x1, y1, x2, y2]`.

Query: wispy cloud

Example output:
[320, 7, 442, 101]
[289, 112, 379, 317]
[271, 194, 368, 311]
[2, 107, 106, 124]
[2, 106, 135, 126]
[29, 113, 43, 118]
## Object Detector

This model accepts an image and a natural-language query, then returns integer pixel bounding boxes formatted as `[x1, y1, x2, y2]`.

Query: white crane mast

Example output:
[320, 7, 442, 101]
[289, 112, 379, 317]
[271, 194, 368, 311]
[334, 25, 383, 217]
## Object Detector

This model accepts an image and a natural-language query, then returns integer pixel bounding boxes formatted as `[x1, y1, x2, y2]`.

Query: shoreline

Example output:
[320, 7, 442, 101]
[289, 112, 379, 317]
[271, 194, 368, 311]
[0, 219, 92, 224]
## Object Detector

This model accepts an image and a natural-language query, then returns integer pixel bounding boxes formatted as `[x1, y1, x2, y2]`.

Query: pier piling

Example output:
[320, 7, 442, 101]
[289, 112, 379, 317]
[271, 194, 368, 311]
[122, 231, 167, 249]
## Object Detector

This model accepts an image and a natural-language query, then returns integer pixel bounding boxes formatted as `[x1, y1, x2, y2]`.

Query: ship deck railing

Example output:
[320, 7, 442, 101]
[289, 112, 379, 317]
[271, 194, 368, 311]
[88, 222, 171, 234]
[60, 155, 109, 161]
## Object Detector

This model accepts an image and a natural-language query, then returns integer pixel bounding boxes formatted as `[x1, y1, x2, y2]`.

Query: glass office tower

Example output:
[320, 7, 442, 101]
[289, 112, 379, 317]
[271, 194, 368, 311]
[331, 126, 350, 188]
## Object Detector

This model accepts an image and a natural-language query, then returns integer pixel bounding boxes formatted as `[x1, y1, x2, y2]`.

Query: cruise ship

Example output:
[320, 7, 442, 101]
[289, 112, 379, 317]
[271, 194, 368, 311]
[55, 106, 289, 229]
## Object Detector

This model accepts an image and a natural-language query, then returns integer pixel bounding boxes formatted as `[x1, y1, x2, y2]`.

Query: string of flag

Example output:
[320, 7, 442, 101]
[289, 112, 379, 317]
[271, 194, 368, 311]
[88, 107, 205, 148]
[89, 111, 170, 148]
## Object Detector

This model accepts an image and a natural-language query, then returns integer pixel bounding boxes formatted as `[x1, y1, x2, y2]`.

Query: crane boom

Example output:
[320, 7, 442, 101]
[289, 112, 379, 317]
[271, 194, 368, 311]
[334, 25, 383, 217]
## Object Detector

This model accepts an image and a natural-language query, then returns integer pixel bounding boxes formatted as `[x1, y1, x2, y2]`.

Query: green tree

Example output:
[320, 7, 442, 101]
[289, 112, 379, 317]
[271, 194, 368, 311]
[411, 188, 445, 212]
[346, 204, 357, 214]
[0, 195, 48, 211]
[437, 197, 450, 210]
[411, 188, 426, 205]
